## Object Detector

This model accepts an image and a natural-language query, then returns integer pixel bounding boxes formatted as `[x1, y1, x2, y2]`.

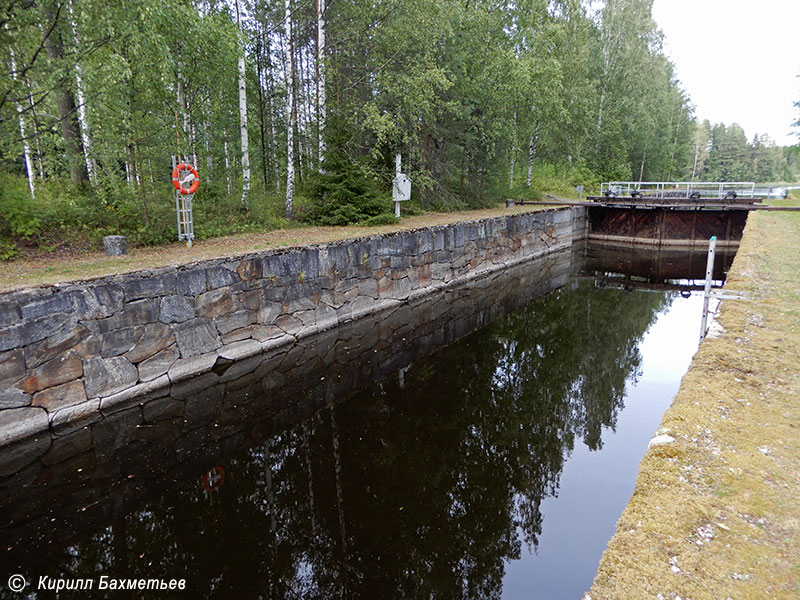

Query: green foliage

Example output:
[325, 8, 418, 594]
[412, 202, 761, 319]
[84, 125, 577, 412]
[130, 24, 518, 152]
[0, 174, 41, 239]
[360, 213, 400, 227]
[2, 0, 796, 261]
[301, 147, 394, 226]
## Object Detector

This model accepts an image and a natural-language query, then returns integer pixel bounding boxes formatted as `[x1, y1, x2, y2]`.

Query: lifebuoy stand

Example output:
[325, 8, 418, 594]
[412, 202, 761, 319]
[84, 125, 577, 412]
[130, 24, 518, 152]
[172, 157, 196, 247]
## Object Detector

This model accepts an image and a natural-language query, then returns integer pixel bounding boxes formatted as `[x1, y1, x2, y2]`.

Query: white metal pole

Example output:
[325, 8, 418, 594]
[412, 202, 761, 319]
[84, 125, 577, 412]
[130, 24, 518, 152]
[394, 153, 401, 218]
[700, 236, 717, 339]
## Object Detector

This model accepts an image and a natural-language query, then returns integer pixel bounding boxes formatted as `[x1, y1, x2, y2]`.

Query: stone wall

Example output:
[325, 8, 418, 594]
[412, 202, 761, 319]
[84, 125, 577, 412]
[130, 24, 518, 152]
[1, 249, 578, 562]
[0, 207, 587, 448]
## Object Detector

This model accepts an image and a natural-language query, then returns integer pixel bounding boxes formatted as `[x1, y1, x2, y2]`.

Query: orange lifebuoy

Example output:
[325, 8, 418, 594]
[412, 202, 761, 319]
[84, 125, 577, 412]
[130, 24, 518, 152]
[172, 163, 199, 195]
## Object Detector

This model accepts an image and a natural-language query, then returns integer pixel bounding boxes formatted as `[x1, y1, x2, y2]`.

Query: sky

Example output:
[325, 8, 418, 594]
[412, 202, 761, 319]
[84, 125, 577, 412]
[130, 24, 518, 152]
[651, 0, 800, 146]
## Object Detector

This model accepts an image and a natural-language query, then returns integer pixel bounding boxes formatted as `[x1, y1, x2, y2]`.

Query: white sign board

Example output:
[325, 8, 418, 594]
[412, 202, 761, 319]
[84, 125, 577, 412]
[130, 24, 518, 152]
[393, 173, 411, 202]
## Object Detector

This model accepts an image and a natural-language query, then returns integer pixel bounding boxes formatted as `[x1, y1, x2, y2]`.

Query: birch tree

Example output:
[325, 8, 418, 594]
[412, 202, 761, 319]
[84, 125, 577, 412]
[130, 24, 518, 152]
[40, 0, 89, 184]
[316, 0, 326, 172]
[235, 0, 251, 211]
[284, 0, 295, 219]
[67, 0, 95, 183]
[7, 41, 36, 197]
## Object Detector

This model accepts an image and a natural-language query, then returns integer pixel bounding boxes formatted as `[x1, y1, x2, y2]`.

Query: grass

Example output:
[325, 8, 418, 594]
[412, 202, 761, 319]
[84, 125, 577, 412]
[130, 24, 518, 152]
[0, 203, 552, 293]
[587, 200, 800, 599]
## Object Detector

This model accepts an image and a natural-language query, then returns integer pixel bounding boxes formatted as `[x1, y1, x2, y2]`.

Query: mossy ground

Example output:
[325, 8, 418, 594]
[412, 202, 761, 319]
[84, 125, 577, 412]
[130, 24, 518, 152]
[588, 202, 800, 599]
[0, 204, 549, 292]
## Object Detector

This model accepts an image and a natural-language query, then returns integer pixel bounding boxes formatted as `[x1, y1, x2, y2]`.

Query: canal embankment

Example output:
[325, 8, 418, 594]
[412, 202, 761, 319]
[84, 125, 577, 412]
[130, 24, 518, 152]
[0, 207, 587, 450]
[587, 203, 800, 599]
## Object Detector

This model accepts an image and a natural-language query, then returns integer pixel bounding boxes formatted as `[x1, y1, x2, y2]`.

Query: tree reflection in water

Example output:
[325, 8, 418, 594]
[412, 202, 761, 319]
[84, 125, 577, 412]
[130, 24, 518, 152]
[13, 280, 670, 600]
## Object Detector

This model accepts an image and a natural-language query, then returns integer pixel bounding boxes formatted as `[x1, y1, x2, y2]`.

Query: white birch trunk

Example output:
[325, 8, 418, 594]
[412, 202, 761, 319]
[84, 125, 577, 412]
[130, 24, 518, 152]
[508, 112, 517, 190]
[527, 134, 536, 188]
[264, 37, 280, 191]
[67, 0, 95, 183]
[284, 0, 295, 219]
[190, 120, 198, 167]
[8, 43, 35, 197]
[204, 120, 213, 182]
[317, 0, 326, 172]
[224, 140, 232, 197]
[235, 0, 251, 210]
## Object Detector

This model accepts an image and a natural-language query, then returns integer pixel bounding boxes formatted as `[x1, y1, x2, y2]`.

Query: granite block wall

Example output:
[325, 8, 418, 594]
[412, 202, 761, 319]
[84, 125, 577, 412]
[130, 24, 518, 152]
[0, 207, 586, 448]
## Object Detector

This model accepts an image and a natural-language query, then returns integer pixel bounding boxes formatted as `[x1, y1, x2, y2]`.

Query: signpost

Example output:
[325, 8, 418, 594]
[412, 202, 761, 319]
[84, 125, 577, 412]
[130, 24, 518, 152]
[576, 184, 584, 202]
[392, 153, 411, 218]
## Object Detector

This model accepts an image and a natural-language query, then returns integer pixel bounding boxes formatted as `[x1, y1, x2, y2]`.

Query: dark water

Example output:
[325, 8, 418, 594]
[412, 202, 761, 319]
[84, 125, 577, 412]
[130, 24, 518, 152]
[0, 245, 720, 599]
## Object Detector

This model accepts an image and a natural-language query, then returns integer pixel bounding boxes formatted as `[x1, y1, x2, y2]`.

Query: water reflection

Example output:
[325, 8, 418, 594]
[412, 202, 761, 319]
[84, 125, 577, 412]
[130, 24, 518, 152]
[1, 245, 702, 599]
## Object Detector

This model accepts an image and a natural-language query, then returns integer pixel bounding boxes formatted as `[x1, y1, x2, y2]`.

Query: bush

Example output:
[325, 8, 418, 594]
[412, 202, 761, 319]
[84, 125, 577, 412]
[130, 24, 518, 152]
[301, 147, 395, 226]
[0, 174, 42, 239]
[360, 213, 400, 226]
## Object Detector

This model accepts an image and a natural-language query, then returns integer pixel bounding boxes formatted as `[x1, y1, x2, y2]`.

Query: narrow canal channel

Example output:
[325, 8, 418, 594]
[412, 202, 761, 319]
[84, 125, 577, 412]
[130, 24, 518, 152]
[1, 244, 733, 599]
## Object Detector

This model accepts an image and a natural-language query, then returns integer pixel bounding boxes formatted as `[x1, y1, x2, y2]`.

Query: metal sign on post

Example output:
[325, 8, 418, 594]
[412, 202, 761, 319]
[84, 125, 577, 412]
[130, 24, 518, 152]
[172, 156, 197, 248]
[392, 153, 411, 218]
[576, 185, 584, 202]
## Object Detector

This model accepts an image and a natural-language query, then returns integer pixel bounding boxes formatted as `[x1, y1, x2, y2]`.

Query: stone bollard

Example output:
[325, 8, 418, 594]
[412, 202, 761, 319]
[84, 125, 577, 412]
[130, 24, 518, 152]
[102, 235, 127, 256]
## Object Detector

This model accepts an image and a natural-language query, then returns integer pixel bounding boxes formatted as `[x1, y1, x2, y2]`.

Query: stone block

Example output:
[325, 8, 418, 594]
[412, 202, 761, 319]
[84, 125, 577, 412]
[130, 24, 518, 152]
[0, 300, 21, 327]
[0, 406, 49, 446]
[100, 325, 144, 357]
[196, 288, 236, 319]
[206, 265, 240, 289]
[0, 348, 24, 383]
[257, 303, 281, 325]
[214, 310, 257, 336]
[73, 284, 125, 319]
[275, 313, 303, 336]
[83, 356, 138, 398]
[237, 289, 263, 311]
[99, 374, 170, 414]
[251, 325, 285, 342]
[294, 309, 316, 327]
[174, 318, 221, 358]
[167, 351, 218, 384]
[221, 326, 255, 344]
[102, 235, 127, 256]
[299, 248, 320, 279]
[124, 323, 175, 364]
[218, 339, 262, 362]
[159, 295, 196, 323]
[32, 379, 87, 412]
[24, 325, 88, 370]
[236, 258, 262, 282]
[177, 268, 207, 296]
[20, 351, 83, 394]
[0, 386, 31, 409]
[138, 345, 179, 382]
[51, 399, 101, 434]
[0, 312, 72, 353]
[20, 292, 74, 320]
[122, 272, 177, 301]
[86, 299, 158, 334]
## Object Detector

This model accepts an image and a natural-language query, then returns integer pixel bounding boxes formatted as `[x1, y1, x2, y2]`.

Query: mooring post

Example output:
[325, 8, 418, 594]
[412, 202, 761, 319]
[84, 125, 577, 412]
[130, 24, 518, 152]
[700, 235, 717, 339]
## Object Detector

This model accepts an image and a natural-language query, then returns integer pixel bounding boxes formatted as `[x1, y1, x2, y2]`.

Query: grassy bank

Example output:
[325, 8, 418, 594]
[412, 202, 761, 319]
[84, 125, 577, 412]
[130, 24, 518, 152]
[587, 201, 800, 599]
[0, 204, 552, 292]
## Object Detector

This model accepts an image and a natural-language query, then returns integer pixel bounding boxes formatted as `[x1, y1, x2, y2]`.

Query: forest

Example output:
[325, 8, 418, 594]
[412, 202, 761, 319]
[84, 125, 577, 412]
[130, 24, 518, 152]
[1, 0, 798, 257]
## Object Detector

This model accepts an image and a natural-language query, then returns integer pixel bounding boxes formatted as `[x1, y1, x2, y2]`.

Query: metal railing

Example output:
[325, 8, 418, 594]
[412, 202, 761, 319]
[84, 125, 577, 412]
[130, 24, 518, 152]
[600, 181, 757, 199]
